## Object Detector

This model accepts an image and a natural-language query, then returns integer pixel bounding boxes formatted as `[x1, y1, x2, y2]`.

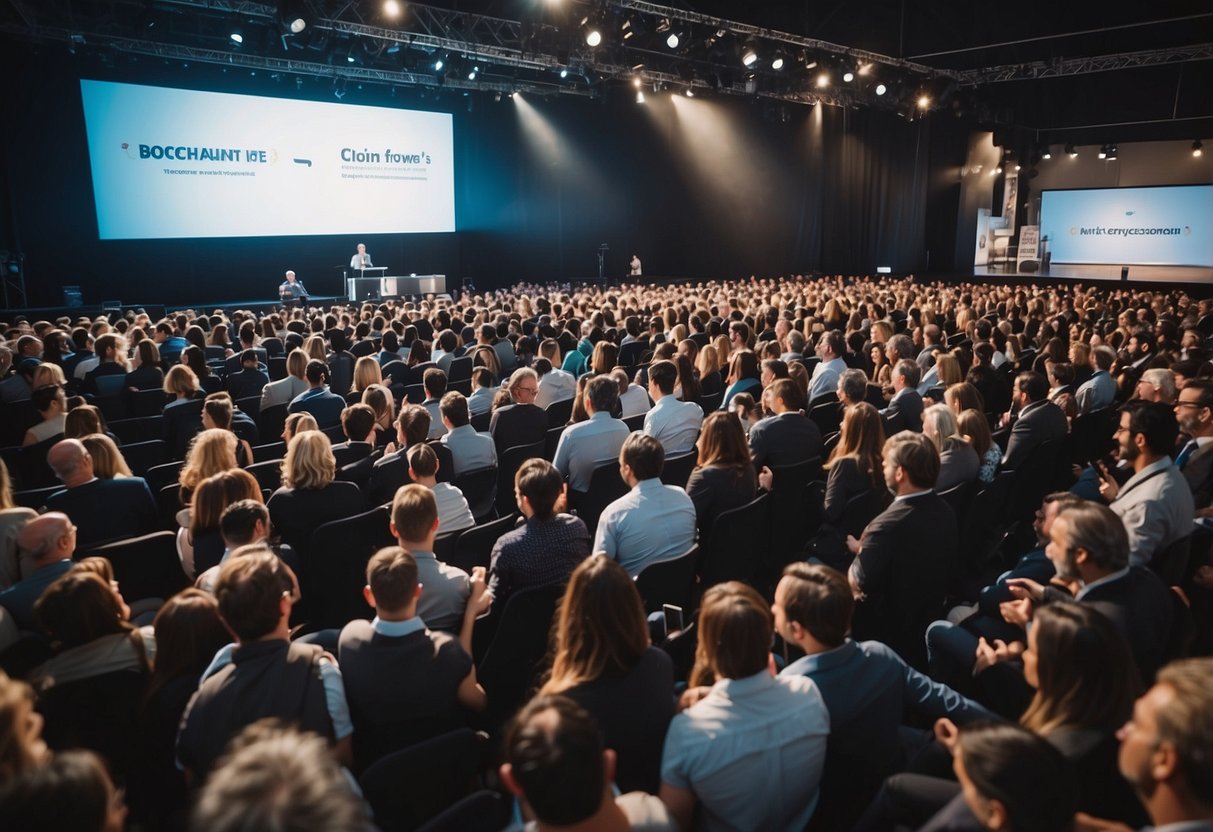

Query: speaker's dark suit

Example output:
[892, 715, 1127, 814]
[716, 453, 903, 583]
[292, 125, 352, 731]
[748, 411, 823, 470]
[46, 477, 158, 548]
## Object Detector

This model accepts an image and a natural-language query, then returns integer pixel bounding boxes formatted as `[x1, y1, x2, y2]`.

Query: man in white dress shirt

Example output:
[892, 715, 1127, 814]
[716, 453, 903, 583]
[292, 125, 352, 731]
[643, 360, 702, 457]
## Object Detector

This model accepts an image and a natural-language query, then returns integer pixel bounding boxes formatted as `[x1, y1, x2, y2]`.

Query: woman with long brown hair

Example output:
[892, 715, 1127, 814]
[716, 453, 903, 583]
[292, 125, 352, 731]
[177, 468, 263, 578]
[720, 350, 760, 410]
[808, 402, 888, 566]
[685, 411, 756, 535]
[540, 555, 673, 794]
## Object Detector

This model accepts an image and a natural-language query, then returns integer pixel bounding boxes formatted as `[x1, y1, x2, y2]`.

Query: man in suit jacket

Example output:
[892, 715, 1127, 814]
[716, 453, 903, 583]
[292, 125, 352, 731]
[44, 439, 158, 548]
[849, 431, 957, 670]
[880, 359, 924, 433]
[225, 349, 270, 402]
[749, 379, 822, 470]
[1100, 402, 1193, 569]
[1174, 379, 1213, 509]
[287, 360, 346, 429]
[1114, 658, 1213, 832]
[490, 368, 548, 453]
[331, 404, 378, 470]
[1001, 371, 1069, 471]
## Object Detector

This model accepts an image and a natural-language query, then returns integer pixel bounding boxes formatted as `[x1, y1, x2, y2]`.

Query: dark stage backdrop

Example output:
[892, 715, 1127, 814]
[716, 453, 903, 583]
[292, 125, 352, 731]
[0, 45, 968, 308]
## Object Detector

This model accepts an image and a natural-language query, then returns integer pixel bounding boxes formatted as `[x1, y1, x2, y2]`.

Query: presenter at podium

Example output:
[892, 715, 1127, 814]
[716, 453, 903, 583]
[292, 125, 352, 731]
[278, 270, 309, 307]
[630, 254, 642, 276]
[350, 243, 373, 270]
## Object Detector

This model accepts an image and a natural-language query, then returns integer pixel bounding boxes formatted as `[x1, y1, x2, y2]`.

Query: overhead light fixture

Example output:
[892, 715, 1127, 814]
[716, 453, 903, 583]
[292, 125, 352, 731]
[685, 88, 694, 97]
[993, 166, 1003, 175]
[620, 19, 635, 41]
[1097, 146, 1107, 159]
[666, 32, 679, 49]
[1065, 143, 1077, 158]
[467, 66, 478, 80]
[857, 62, 873, 76]
[842, 70, 854, 83]
[382, 0, 402, 17]
[277, 0, 309, 34]
[1014, 164, 1021, 171]
[229, 30, 244, 45]
[636, 90, 645, 103]
[1041, 146, 1052, 160]
[1192, 139, 1203, 157]
[1106, 143, 1118, 160]
[917, 94, 930, 110]
[816, 72, 830, 88]
[586, 28, 602, 46]
[559, 67, 568, 78]
[771, 51, 785, 71]
[875, 83, 887, 96]
[741, 39, 759, 67]
[434, 58, 444, 71]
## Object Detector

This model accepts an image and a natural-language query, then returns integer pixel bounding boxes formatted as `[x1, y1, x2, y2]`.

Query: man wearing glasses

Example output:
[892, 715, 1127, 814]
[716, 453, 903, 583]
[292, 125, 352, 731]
[1174, 379, 1213, 511]
[489, 367, 548, 453]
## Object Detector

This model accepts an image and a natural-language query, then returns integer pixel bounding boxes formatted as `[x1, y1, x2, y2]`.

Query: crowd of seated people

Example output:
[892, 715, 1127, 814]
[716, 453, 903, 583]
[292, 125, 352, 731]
[1, 273, 1213, 829]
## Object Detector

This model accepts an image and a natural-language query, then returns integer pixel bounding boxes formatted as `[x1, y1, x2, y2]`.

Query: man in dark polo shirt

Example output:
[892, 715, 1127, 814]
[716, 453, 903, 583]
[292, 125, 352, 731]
[177, 551, 353, 778]
[338, 546, 491, 770]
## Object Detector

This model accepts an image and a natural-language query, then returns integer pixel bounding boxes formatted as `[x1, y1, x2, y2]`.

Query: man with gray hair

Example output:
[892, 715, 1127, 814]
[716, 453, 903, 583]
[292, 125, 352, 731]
[490, 367, 549, 452]
[885, 333, 915, 366]
[880, 359, 924, 433]
[44, 438, 158, 548]
[837, 368, 869, 410]
[1134, 367, 1177, 404]
[0, 512, 75, 629]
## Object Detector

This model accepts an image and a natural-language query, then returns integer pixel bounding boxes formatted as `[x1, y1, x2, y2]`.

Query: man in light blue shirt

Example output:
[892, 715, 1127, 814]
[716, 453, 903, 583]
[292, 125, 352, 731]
[642, 360, 702, 457]
[439, 391, 497, 477]
[1076, 345, 1117, 414]
[593, 433, 696, 577]
[809, 330, 848, 403]
[553, 376, 630, 492]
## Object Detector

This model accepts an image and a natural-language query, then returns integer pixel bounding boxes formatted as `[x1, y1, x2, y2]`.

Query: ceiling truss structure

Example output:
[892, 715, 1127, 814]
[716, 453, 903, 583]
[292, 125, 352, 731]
[0, 0, 1209, 119]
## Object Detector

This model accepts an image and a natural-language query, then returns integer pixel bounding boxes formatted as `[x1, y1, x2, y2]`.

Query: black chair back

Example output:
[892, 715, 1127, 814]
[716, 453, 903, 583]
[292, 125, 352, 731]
[569, 460, 628, 537]
[12, 485, 61, 511]
[449, 513, 520, 575]
[235, 395, 262, 420]
[120, 439, 165, 477]
[938, 480, 978, 518]
[543, 425, 566, 461]
[635, 545, 699, 614]
[1004, 438, 1065, 525]
[837, 487, 891, 539]
[251, 441, 287, 462]
[451, 466, 498, 524]
[496, 440, 545, 515]
[358, 729, 484, 832]
[130, 389, 170, 418]
[415, 790, 511, 832]
[660, 451, 698, 489]
[81, 530, 190, 603]
[698, 492, 771, 590]
[809, 401, 842, 437]
[447, 356, 473, 383]
[959, 471, 1015, 574]
[469, 411, 491, 433]
[308, 506, 395, 629]
[622, 413, 646, 432]
[545, 398, 573, 428]
[245, 459, 283, 493]
[1151, 534, 1192, 586]
[144, 460, 186, 494]
[477, 585, 564, 729]
[257, 404, 288, 446]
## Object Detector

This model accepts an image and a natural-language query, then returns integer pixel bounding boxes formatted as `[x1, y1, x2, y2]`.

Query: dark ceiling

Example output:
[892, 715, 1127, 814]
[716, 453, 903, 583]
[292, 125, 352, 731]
[2, 0, 1210, 146]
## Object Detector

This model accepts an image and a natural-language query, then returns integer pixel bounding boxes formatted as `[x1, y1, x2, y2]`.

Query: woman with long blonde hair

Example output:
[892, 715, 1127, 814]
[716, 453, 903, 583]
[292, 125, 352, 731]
[266, 430, 363, 553]
[80, 434, 132, 479]
[350, 356, 383, 400]
[178, 428, 237, 499]
[696, 343, 723, 396]
[178, 468, 263, 577]
[540, 555, 673, 794]
[361, 383, 396, 445]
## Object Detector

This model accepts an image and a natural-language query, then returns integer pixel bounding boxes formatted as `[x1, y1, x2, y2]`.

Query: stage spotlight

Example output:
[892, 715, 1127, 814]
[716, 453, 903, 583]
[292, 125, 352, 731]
[277, 0, 309, 34]
[992, 166, 1002, 175]
[1041, 146, 1052, 160]
[741, 39, 759, 67]
[434, 58, 444, 71]
[1066, 143, 1077, 158]
[468, 66, 478, 80]
[383, 0, 401, 17]
[636, 90, 645, 103]
[1098, 145, 1107, 159]
[842, 70, 854, 83]
[771, 51, 785, 70]
[875, 83, 887, 96]
[633, 77, 642, 89]
[857, 62, 872, 76]
[1014, 164, 1021, 171]
[229, 30, 244, 45]
[1106, 143, 1118, 160]
[1195, 139, 1204, 157]
[667, 32, 679, 48]
[917, 94, 930, 109]
[559, 67, 568, 78]
[816, 72, 829, 88]
[586, 28, 602, 46]
[685, 88, 694, 97]
[621, 19, 635, 41]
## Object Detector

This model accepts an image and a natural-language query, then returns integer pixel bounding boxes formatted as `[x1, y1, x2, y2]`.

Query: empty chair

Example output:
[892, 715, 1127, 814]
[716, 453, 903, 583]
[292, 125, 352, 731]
[697, 492, 770, 590]
[545, 398, 573, 428]
[80, 530, 190, 603]
[244, 459, 282, 493]
[130, 389, 170, 418]
[256, 404, 288, 446]
[477, 584, 564, 729]
[144, 460, 186, 494]
[634, 544, 699, 614]
[119, 439, 166, 477]
[358, 729, 486, 832]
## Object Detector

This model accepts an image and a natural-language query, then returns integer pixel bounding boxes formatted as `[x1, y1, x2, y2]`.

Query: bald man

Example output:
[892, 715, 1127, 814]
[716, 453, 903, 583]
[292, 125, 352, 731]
[0, 512, 76, 629]
[44, 439, 158, 548]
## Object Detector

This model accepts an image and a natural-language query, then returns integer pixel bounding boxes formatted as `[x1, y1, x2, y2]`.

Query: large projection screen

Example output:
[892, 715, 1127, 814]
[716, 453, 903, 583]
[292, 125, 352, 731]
[1040, 185, 1213, 267]
[79, 80, 455, 240]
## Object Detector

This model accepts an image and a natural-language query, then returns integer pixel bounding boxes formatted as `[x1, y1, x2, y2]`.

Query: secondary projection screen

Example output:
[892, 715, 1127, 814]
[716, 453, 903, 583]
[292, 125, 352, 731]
[1040, 185, 1213, 267]
[79, 79, 455, 240]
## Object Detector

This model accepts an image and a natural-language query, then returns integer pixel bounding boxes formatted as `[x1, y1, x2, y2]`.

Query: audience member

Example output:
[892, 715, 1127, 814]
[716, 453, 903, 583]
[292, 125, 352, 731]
[45, 439, 157, 548]
[554, 375, 630, 493]
[643, 360, 703, 457]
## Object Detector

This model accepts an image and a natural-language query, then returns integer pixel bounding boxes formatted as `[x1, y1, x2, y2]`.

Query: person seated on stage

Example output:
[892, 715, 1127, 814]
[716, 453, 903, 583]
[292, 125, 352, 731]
[287, 360, 346, 429]
[338, 545, 489, 770]
[421, 368, 449, 440]
[44, 439, 158, 549]
[277, 270, 308, 304]
[349, 243, 373, 270]
[225, 349, 269, 403]
[439, 391, 497, 478]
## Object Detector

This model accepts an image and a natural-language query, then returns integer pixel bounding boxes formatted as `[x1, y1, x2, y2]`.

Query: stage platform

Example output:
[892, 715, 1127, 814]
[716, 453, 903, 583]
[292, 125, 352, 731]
[970, 263, 1213, 285]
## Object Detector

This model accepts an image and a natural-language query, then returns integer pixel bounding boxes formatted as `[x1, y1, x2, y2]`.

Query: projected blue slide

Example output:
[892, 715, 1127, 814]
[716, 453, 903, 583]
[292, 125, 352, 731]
[79, 80, 455, 240]
[1041, 185, 1213, 267]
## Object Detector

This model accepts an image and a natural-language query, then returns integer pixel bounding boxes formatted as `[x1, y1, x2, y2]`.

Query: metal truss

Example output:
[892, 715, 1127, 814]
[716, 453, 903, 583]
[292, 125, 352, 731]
[957, 43, 1213, 84]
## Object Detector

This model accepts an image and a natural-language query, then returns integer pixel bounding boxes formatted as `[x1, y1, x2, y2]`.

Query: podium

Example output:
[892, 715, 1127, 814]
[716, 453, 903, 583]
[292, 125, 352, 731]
[345, 269, 446, 301]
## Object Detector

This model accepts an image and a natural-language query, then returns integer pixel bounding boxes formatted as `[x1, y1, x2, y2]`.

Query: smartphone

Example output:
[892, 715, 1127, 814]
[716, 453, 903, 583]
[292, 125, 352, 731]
[663, 604, 684, 636]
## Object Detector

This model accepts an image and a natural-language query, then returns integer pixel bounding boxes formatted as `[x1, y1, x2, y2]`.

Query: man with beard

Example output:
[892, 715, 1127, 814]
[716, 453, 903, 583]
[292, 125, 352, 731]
[1078, 658, 1213, 831]
[1097, 402, 1192, 568]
